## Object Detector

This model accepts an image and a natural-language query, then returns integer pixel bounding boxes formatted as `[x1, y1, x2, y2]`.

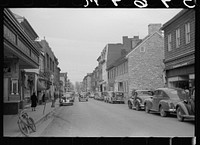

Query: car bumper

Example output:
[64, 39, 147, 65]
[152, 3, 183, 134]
[181, 115, 195, 120]
[79, 98, 88, 101]
[168, 109, 176, 112]
[60, 102, 73, 106]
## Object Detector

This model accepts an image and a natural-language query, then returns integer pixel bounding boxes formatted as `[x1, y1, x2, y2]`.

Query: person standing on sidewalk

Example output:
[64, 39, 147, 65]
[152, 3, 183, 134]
[31, 92, 38, 111]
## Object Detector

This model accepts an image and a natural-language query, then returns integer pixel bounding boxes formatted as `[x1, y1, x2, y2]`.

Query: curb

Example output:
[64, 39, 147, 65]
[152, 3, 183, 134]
[35, 105, 60, 126]
[17, 104, 60, 137]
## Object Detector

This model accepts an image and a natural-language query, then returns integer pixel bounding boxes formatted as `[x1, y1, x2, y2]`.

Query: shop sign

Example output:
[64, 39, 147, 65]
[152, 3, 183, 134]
[4, 26, 16, 44]
[172, 62, 188, 69]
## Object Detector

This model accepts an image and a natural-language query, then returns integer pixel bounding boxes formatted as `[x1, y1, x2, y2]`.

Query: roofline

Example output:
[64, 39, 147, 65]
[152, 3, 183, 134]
[126, 31, 163, 58]
[160, 9, 187, 30]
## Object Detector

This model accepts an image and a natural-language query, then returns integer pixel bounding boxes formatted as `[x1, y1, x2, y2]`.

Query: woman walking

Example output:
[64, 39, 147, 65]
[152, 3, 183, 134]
[31, 92, 38, 111]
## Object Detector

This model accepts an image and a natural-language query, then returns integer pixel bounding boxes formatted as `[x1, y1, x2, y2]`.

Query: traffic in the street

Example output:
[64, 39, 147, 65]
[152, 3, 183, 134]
[3, 8, 195, 140]
[37, 92, 194, 137]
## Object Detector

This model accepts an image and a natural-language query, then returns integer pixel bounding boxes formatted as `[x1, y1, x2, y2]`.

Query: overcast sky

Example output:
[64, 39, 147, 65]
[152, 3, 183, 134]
[10, 8, 182, 84]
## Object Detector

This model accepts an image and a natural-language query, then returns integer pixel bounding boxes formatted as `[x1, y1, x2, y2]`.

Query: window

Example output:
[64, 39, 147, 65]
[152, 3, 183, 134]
[185, 22, 190, 44]
[167, 34, 172, 51]
[140, 47, 145, 52]
[176, 28, 180, 48]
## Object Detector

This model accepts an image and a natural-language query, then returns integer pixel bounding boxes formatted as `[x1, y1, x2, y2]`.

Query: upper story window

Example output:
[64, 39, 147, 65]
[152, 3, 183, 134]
[185, 22, 190, 44]
[167, 34, 172, 51]
[176, 28, 180, 48]
[140, 47, 145, 52]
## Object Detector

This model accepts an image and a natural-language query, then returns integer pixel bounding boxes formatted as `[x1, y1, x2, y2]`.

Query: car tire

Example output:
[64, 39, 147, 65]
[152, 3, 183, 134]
[135, 102, 140, 111]
[177, 107, 184, 122]
[128, 101, 132, 109]
[160, 106, 167, 117]
[145, 104, 150, 113]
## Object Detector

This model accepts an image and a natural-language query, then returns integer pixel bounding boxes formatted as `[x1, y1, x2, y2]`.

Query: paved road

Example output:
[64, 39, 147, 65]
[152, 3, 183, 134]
[38, 97, 194, 137]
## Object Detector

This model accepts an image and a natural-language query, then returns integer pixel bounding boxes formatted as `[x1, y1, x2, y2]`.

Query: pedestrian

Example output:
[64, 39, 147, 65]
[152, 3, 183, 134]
[42, 92, 45, 103]
[31, 92, 38, 111]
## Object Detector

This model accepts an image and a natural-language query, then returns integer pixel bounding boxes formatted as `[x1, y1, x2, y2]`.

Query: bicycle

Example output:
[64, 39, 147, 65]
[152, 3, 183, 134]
[17, 109, 36, 137]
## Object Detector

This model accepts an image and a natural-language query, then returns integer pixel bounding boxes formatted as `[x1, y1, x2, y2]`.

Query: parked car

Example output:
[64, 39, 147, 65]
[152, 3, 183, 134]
[79, 92, 88, 102]
[60, 93, 74, 106]
[89, 92, 95, 98]
[108, 91, 125, 104]
[176, 87, 195, 121]
[128, 90, 154, 111]
[102, 92, 109, 102]
[144, 88, 187, 117]
[66, 92, 75, 102]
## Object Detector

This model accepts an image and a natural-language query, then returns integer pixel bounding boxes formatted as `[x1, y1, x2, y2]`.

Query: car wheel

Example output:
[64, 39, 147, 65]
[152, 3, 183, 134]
[128, 101, 132, 109]
[135, 102, 140, 111]
[145, 104, 150, 113]
[160, 106, 167, 117]
[177, 107, 184, 122]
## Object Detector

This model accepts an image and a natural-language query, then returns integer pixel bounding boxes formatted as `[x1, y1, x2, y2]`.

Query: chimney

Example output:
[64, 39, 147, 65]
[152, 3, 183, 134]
[148, 23, 162, 36]
[132, 36, 142, 50]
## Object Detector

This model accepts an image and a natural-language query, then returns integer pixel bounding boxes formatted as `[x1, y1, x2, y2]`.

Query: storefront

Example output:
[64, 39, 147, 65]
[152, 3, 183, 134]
[3, 9, 40, 114]
[166, 62, 194, 90]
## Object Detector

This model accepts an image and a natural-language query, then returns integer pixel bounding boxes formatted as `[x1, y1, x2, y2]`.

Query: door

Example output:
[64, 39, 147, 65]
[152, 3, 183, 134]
[4, 77, 9, 102]
[152, 90, 163, 111]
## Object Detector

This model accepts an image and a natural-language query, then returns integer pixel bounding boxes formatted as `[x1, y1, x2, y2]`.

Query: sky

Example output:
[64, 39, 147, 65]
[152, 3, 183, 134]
[10, 8, 182, 84]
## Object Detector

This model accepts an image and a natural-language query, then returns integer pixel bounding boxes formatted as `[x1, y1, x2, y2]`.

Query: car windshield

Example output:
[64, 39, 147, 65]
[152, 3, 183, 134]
[137, 91, 153, 96]
[115, 92, 123, 96]
[165, 89, 187, 100]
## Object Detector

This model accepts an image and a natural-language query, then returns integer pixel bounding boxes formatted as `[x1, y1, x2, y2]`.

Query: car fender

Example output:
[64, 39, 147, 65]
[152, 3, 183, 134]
[159, 100, 170, 111]
[176, 102, 189, 115]
[144, 99, 153, 109]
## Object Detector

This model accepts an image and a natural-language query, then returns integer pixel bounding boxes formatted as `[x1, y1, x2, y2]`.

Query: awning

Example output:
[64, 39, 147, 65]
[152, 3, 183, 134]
[37, 80, 46, 91]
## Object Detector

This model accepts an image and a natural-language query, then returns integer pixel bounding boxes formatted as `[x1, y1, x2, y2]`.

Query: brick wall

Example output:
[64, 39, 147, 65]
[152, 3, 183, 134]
[128, 32, 165, 97]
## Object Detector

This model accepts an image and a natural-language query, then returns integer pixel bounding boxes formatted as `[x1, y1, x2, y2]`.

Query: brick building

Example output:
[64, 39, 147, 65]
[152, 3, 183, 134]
[126, 24, 165, 96]
[161, 9, 195, 90]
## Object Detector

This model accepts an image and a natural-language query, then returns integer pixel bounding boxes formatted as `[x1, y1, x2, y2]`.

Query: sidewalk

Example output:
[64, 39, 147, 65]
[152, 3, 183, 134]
[3, 99, 60, 137]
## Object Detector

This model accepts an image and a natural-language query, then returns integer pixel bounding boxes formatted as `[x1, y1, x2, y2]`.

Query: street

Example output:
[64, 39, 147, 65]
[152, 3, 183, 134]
[35, 97, 195, 137]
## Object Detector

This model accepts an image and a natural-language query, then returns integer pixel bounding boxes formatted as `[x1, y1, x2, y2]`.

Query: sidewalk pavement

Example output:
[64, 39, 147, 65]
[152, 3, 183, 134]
[3, 99, 60, 137]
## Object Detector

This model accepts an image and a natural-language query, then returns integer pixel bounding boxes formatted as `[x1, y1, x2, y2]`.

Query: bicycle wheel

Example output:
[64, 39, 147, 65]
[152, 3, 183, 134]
[27, 117, 36, 132]
[18, 120, 30, 137]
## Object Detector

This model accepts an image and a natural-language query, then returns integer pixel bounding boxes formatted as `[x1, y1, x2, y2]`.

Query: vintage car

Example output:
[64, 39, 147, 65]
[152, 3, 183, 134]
[128, 90, 154, 111]
[102, 92, 109, 102]
[60, 93, 74, 106]
[144, 88, 187, 117]
[107, 91, 125, 104]
[94, 92, 104, 101]
[176, 87, 195, 121]
[79, 92, 88, 102]
[89, 92, 95, 98]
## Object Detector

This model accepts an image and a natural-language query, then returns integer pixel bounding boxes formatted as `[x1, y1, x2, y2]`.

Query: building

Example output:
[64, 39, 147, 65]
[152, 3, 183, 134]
[60, 72, 68, 95]
[3, 8, 40, 114]
[82, 73, 92, 92]
[126, 23, 165, 96]
[97, 44, 122, 92]
[161, 9, 195, 90]
[107, 36, 142, 102]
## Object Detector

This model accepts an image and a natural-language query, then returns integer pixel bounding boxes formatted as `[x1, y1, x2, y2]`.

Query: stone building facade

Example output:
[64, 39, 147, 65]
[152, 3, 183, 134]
[126, 24, 165, 96]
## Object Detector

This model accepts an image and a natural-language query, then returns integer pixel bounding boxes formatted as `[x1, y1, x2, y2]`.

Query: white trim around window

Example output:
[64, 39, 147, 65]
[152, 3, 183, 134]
[167, 34, 172, 51]
[185, 22, 191, 44]
[176, 28, 180, 48]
